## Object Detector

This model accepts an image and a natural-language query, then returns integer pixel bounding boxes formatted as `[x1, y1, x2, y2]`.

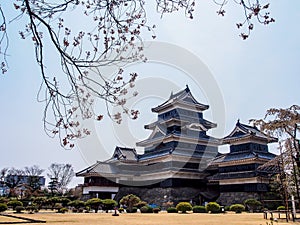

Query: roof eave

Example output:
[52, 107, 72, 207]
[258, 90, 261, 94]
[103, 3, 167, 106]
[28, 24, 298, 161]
[222, 135, 278, 145]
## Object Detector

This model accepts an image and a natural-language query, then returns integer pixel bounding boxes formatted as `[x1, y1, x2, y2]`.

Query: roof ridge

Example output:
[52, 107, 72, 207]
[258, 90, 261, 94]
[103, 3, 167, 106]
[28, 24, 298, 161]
[167, 85, 189, 99]
[151, 85, 209, 112]
[238, 121, 259, 131]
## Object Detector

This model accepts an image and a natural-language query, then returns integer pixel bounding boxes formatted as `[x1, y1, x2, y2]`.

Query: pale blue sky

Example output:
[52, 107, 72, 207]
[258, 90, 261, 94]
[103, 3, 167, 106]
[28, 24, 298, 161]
[0, 1, 299, 187]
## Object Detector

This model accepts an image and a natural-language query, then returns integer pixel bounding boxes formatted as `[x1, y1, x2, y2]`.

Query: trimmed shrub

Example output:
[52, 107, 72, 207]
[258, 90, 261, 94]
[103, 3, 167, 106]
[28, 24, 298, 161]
[72, 208, 78, 213]
[153, 207, 161, 213]
[85, 198, 101, 213]
[60, 198, 71, 207]
[26, 205, 39, 213]
[244, 199, 262, 212]
[193, 205, 206, 213]
[167, 207, 178, 213]
[176, 202, 192, 213]
[15, 206, 25, 213]
[0, 198, 8, 204]
[47, 197, 62, 210]
[140, 206, 153, 213]
[119, 194, 141, 213]
[68, 200, 85, 210]
[135, 201, 147, 209]
[102, 199, 117, 211]
[277, 206, 286, 210]
[224, 206, 230, 211]
[7, 200, 23, 210]
[263, 201, 281, 211]
[0, 203, 8, 212]
[206, 202, 220, 213]
[58, 207, 68, 213]
[127, 207, 137, 213]
[163, 201, 174, 209]
[118, 207, 124, 213]
[229, 204, 245, 213]
[78, 208, 84, 213]
[54, 203, 62, 210]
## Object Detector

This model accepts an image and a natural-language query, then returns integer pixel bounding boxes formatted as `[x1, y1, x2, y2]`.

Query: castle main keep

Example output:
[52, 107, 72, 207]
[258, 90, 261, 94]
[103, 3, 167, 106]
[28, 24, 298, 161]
[76, 85, 277, 206]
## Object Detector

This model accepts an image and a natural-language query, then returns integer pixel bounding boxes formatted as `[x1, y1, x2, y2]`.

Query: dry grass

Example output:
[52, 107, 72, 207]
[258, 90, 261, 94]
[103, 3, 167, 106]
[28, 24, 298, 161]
[0, 215, 28, 223]
[0, 212, 298, 225]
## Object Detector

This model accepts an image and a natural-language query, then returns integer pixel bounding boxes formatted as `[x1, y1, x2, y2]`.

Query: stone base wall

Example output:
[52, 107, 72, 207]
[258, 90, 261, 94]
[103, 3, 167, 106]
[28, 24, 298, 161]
[216, 192, 260, 206]
[115, 187, 204, 206]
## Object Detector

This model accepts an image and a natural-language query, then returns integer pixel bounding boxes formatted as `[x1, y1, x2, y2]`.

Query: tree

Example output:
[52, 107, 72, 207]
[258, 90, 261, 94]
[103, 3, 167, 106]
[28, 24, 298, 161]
[86, 198, 102, 213]
[0, 203, 8, 212]
[119, 194, 141, 213]
[243, 199, 262, 212]
[0, 197, 8, 204]
[33, 196, 47, 210]
[0, 168, 8, 194]
[134, 200, 147, 209]
[60, 197, 71, 207]
[68, 199, 85, 210]
[0, 167, 45, 198]
[140, 205, 153, 213]
[101, 199, 117, 211]
[1, 167, 45, 198]
[251, 105, 300, 168]
[7, 200, 23, 210]
[5, 168, 25, 197]
[261, 174, 285, 210]
[47, 163, 75, 193]
[48, 177, 59, 196]
[0, 1, 274, 148]
[46, 196, 64, 210]
[24, 165, 44, 177]
[251, 105, 300, 208]
[258, 151, 292, 216]
[0, 168, 8, 183]
[24, 165, 44, 192]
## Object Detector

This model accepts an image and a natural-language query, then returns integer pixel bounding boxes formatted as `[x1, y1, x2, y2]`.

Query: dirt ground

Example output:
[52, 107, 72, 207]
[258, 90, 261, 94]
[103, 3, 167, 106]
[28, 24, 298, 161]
[1, 212, 299, 225]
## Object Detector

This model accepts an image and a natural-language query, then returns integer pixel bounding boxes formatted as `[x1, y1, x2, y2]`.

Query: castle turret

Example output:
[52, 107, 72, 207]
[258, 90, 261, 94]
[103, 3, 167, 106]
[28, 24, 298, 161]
[209, 120, 277, 205]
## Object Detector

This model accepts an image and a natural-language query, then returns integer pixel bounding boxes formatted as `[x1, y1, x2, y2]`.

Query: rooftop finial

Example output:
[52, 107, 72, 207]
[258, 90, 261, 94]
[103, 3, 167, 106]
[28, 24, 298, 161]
[170, 91, 173, 98]
[237, 119, 240, 125]
[185, 84, 190, 92]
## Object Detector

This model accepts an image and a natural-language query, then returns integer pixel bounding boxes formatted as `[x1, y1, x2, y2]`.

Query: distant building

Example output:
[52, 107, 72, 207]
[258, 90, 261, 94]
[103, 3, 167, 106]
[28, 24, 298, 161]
[0, 175, 45, 197]
[4, 175, 46, 187]
[76, 86, 277, 206]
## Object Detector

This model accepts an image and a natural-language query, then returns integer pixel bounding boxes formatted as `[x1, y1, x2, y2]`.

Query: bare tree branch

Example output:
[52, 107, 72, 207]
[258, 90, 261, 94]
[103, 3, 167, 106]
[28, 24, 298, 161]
[0, 0, 274, 148]
[47, 163, 75, 192]
[0, 6, 8, 74]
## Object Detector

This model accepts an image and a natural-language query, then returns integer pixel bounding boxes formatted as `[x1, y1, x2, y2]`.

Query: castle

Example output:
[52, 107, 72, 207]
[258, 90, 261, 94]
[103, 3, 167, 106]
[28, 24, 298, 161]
[76, 85, 277, 206]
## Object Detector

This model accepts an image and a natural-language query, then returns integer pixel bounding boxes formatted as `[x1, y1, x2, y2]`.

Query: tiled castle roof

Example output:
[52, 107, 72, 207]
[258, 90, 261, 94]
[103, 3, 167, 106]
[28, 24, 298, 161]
[223, 120, 277, 144]
[152, 85, 209, 112]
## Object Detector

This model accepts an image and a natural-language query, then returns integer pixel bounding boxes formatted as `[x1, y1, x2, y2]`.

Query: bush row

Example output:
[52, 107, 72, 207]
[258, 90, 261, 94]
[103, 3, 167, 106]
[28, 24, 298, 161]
[0, 195, 286, 214]
[165, 199, 287, 214]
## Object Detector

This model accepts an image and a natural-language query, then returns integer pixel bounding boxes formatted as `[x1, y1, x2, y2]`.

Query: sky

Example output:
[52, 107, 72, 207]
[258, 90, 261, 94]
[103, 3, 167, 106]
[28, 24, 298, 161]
[0, 1, 299, 187]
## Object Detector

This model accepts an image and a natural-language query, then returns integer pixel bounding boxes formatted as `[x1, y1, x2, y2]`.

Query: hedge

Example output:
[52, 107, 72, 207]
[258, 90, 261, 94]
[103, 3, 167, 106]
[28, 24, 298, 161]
[206, 202, 220, 213]
[167, 207, 178, 213]
[229, 204, 245, 213]
[193, 205, 206, 213]
[0, 203, 8, 212]
[176, 202, 192, 213]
